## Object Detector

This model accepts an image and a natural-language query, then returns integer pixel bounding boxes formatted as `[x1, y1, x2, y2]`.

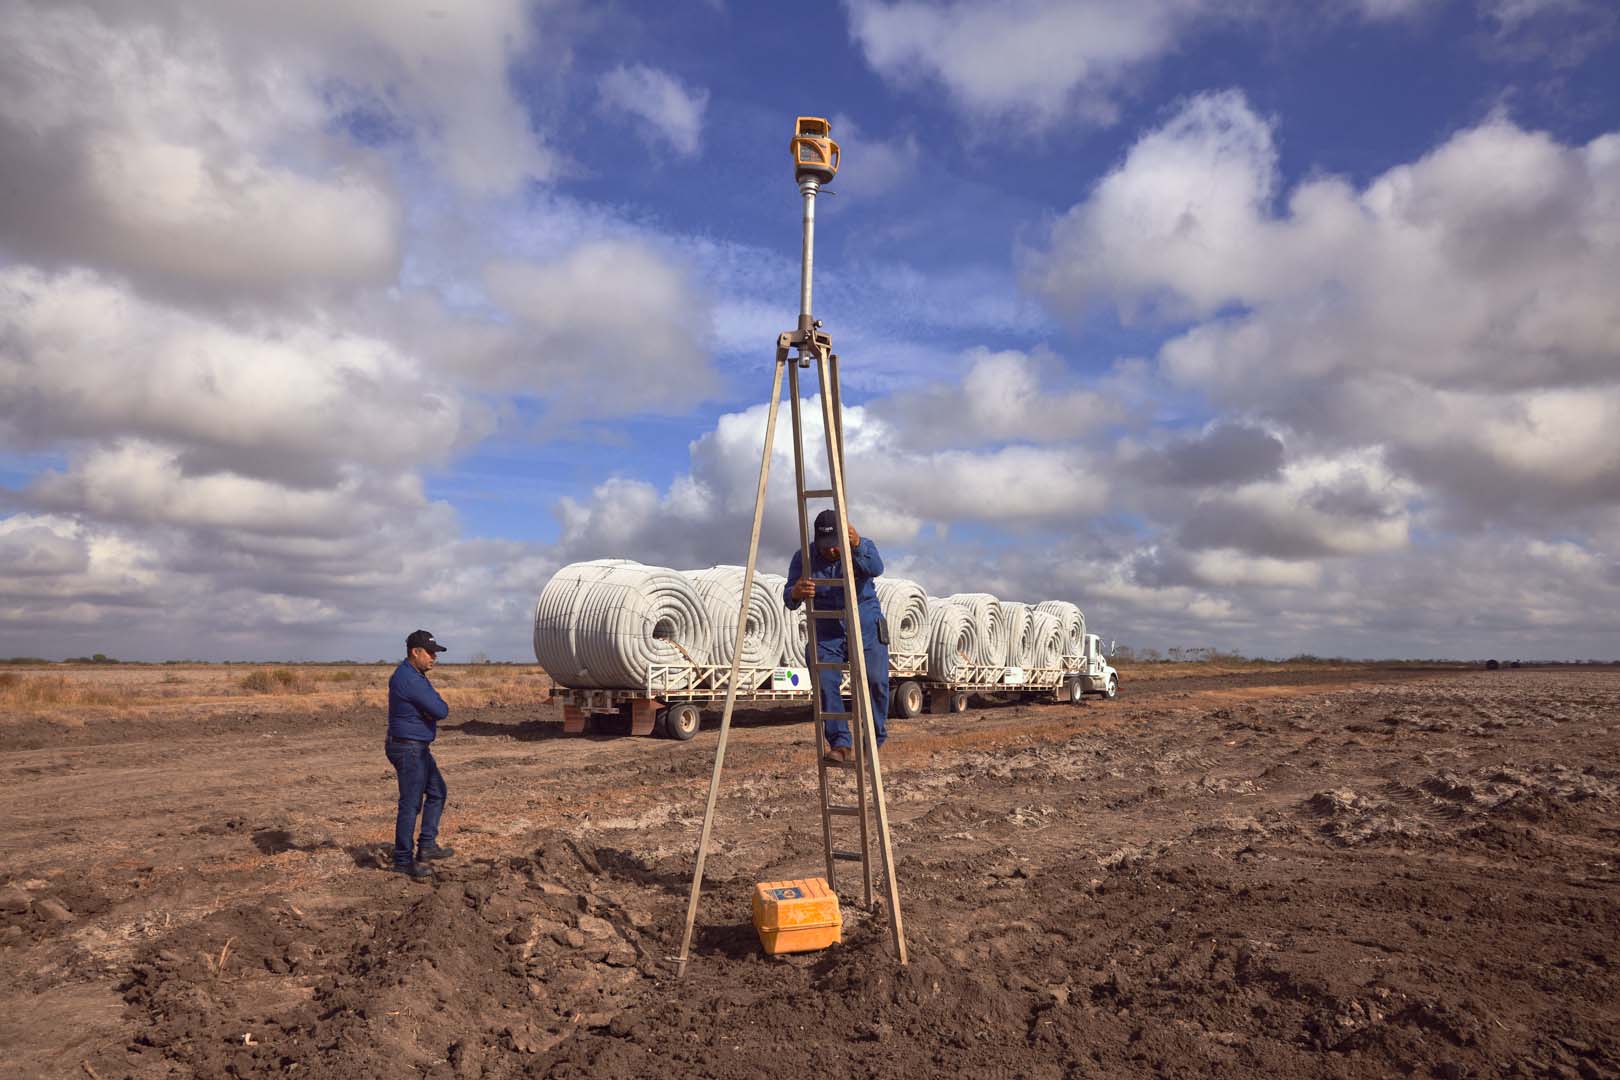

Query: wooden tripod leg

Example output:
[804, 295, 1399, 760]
[815, 350, 908, 965]
[674, 357, 786, 978]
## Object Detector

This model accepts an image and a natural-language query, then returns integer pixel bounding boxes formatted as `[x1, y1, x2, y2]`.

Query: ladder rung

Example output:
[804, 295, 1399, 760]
[810, 661, 850, 671]
[826, 805, 860, 817]
[807, 607, 855, 618]
[808, 577, 845, 587]
[831, 849, 864, 862]
[801, 488, 836, 500]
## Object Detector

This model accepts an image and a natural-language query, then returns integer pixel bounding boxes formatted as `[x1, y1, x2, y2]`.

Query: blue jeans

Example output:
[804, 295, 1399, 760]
[384, 737, 446, 866]
[812, 645, 889, 750]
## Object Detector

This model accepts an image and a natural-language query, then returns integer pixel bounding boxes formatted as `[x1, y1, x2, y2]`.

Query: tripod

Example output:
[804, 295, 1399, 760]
[674, 119, 907, 974]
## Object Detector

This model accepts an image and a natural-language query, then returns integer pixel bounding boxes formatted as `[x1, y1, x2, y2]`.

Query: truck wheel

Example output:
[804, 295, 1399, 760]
[950, 691, 969, 714]
[1104, 676, 1118, 700]
[666, 703, 701, 741]
[653, 708, 670, 737]
[892, 680, 923, 718]
[1067, 678, 1084, 704]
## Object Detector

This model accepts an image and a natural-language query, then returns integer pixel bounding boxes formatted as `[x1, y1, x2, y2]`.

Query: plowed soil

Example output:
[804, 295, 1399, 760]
[3, 666, 1618, 1079]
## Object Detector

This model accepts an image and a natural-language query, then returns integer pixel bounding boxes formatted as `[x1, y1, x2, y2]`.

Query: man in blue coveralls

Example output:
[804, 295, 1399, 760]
[784, 509, 890, 765]
[385, 629, 455, 880]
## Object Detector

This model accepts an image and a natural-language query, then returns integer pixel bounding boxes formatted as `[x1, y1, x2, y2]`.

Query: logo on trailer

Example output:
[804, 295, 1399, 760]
[772, 667, 809, 690]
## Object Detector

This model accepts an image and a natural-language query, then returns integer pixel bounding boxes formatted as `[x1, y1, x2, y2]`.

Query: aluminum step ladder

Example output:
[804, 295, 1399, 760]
[674, 129, 906, 973]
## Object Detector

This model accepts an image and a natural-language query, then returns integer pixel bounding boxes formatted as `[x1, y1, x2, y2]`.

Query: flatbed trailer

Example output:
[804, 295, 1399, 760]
[552, 653, 931, 741]
[922, 663, 1084, 713]
[549, 646, 1112, 740]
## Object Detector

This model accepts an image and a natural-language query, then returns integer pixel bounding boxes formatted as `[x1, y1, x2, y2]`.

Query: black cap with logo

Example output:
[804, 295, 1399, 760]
[406, 629, 447, 655]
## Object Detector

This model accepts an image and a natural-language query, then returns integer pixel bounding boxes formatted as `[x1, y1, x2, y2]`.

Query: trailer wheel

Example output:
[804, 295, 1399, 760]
[1066, 678, 1084, 704]
[892, 680, 923, 718]
[653, 708, 670, 737]
[950, 691, 969, 714]
[1104, 676, 1118, 700]
[666, 703, 701, 741]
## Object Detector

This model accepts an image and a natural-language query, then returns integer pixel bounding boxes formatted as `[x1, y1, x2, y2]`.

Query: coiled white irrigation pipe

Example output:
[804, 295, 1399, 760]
[999, 601, 1035, 668]
[874, 577, 929, 656]
[1034, 600, 1086, 656]
[754, 573, 796, 664]
[784, 605, 808, 665]
[946, 593, 1004, 666]
[1029, 610, 1065, 671]
[533, 561, 713, 689]
[533, 559, 638, 683]
[537, 559, 1092, 691]
[924, 598, 979, 684]
[683, 566, 787, 686]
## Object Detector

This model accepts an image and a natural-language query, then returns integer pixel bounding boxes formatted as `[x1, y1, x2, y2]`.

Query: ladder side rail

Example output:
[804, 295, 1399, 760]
[823, 349, 873, 900]
[674, 356, 787, 978]
[816, 352, 906, 961]
[815, 355, 873, 906]
[788, 361, 840, 890]
[829, 351, 847, 481]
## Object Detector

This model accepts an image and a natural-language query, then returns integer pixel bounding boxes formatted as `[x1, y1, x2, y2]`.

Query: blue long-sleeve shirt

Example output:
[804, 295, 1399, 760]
[784, 538, 887, 661]
[387, 660, 449, 742]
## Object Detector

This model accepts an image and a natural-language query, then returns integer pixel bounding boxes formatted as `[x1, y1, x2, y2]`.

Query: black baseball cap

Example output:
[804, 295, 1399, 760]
[406, 629, 447, 654]
[813, 509, 840, 541]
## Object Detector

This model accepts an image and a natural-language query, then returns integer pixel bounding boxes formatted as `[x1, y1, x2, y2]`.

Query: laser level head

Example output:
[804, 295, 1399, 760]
[791, 116, 840, 183]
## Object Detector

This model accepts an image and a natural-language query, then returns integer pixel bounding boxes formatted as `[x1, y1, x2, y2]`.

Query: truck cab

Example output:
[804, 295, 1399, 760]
[1080, 634, 1119, 699]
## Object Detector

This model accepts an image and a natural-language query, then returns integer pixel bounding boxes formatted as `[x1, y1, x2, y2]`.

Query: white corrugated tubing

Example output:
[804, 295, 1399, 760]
[534, 561, 1091, 691]
[754, 573, 800, 665]
[945, 593, 1003, 666]
[683, 566, 787, 687]
[1034, 601, 1086, 656]
[999, 600, 1035, 667]
[924, 598, 980, 684]
[1029, 610, 1065, 671]
[786, 606, 808, 665]
[873, 577, 930, 656]
[533, 560, 714, 689]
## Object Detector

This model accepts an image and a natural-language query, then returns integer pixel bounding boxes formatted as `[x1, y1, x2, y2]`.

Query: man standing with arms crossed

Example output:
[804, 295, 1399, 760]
[783, 509, 891, 765]
[385, 630, 455, 881]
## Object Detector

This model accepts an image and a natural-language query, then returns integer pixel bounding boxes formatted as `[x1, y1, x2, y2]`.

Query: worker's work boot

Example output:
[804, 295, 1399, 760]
[390, 861, 433, 882]
[416, 843, 455, 861]
[822, 746, 851, 766]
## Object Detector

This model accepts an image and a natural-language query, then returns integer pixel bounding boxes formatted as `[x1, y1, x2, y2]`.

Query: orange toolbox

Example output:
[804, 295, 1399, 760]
[751, 877, 842, 955]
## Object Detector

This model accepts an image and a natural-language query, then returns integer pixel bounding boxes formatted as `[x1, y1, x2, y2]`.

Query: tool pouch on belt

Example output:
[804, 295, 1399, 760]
[876, 615, 890, 646]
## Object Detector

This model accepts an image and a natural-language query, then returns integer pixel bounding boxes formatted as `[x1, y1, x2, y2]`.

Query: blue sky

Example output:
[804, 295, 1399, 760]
[2, 0, 1619, 661]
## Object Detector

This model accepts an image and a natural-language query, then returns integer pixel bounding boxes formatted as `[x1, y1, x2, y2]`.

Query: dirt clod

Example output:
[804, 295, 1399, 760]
[34, 898, 73, 924]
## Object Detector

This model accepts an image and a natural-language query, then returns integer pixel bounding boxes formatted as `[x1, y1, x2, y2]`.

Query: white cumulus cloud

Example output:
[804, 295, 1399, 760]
[598, 64, 710, 159]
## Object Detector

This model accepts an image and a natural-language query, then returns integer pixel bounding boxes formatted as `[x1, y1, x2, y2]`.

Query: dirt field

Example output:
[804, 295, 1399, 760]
[2, 663, 1617, 1079]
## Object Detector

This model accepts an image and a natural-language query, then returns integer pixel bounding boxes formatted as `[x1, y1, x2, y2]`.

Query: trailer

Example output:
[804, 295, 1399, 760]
[552, 654, 929, 741]
[919, 663, 1081, 714]
[549, 639, 1115, 739]
[551, 662, 812, 740]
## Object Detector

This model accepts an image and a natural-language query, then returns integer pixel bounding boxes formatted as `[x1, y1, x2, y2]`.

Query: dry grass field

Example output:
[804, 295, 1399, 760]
[0, 663, 554, 725]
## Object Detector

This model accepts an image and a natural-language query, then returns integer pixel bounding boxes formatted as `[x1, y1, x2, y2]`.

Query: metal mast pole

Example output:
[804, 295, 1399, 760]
[799, 177, 819, 323]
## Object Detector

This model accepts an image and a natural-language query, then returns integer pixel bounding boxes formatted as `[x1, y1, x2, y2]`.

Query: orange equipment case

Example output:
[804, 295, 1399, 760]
[751, 877, 842, 955]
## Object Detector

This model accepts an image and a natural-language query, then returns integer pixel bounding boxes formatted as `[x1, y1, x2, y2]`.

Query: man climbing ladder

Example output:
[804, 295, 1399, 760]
[784, 509, 891, 765]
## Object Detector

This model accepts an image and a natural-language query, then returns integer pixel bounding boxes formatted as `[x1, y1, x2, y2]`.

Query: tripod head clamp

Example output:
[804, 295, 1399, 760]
[777, 317, 833, 369]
